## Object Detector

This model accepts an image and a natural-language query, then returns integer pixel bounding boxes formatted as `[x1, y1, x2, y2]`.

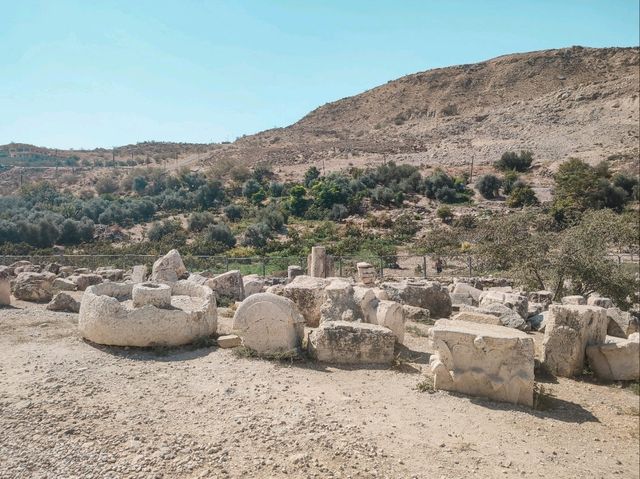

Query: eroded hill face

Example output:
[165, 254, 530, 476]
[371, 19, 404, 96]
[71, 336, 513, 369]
[2, 46, 639, 183]
[210, 46, 639, 176]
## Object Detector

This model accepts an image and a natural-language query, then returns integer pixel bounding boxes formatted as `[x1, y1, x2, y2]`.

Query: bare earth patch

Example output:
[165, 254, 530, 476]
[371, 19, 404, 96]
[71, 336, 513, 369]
[0, 301, 638, 478]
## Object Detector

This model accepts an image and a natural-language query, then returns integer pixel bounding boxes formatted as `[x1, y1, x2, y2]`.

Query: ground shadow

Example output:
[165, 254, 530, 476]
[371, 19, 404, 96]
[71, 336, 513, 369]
[466, 394, 600, 424]
[83, 338, 217, 362]
[0, 305, 22, 310]
[395, 344, 431, 365]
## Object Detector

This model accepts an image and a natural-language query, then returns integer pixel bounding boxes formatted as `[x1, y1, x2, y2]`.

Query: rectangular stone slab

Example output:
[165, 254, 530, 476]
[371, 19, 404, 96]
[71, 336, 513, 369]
[429, 320, 535, 406]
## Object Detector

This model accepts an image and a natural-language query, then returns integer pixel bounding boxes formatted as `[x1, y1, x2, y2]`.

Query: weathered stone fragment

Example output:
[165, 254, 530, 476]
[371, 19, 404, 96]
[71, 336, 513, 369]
[356, 262, 377, 285]
[606, 307, 639, 338]
[381, 280, 452, 318]
[375, 300, 405, 344]
[320, 279, 357, 322]
[281, 276, 328, 327]
[72, 273, 103, 291]
[0, 268, 10, 305]
[451, 311, 502, 326]
[561, 295, 586, 305]
[151, 249, 188, 282]
[287, 265, 304, 282]
[243, 274, 265, 297]
[479, 291, 529, 319]
[206, 270, 245, 302]
[452, 283, 483, 304]
[429, 319, 535, 406]
[13, 272, 56, 302]
[307, 321, 395, 364]
[217, 334, 242, 349]
[541, 305, 608, 377]
[52, 277, 77, 291]
[586, 333, 639, 381]
[402, 305, 431, 323]
[46, 292, 80, 313]
[131, 265, 148, 283]
[587, 296, 614, 308]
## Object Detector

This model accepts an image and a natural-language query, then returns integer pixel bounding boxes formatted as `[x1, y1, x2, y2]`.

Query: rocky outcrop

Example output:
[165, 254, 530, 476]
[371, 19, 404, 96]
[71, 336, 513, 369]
[46, 292, 80, 313]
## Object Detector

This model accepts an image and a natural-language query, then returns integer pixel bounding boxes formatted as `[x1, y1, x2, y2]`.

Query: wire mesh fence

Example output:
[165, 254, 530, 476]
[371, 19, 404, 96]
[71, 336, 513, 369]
[1, 253, 636, 280]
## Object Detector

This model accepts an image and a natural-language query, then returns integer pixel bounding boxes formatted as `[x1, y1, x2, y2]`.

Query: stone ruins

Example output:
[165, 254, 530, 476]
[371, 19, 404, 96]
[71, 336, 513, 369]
[1, 246, 638, 408]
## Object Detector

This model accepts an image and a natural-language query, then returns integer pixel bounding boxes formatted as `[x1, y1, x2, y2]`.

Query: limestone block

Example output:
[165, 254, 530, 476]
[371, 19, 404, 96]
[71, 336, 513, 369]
[380, 280, 452, 318]
[587, 296, 614, 308]
[187, 273, 208, 285]
[402, 305, 431, 323]
[356, 262, 377, 286]
[132, 282, 172, 308]
[98, 268, 125, 282]
[606, 307, 639, 338]
[528, 290, 553, 306]
[450, 293, 474, 306]
[527, 302, 544, 319]
[131, 265, 148, 283]
[12, 272, 56, 302]
[79, 281, 217, 347]
[452, 283, 483, 303]
[375, 300, 405, 344]
[46, 292, 80, 313]
[0, 268, 10, 306]
[44, 263, 60, 274]
[429, 320, 535, 406]
[243, 274, 265, 297]
[452, 311, 502, 326]
[479, 291, 528, 319]
[287, 265, 304, 282]
[217, 334, 242, 349]
[471, 303, 527, 330]
[586, 333, 639, 381]
[541, 305, 608, 377]
[52, 277, 77, 291]
[561, 295, 586, 305]
[206, 270, 245, 302]
[232, 293, 304, 355]
[307, 321, 396, 364]
[151, 249, 187, 282]
[281, 275, 328, 327]
[320, 279, 357, 322]
[58, 266, 75, 277]
[353, 286, 379, 324]
[8, 260, 32, 275]
[72, 273, 103, 291]
[307, 246, 334, 278]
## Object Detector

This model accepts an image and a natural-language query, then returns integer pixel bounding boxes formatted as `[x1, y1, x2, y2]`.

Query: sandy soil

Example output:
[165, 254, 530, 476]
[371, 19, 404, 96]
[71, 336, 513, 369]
[1, 299, 638, 479]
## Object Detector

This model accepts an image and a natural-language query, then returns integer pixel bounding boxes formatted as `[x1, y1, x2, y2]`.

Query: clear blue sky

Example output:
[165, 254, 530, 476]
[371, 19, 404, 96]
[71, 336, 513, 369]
[1, 0, 638, 149]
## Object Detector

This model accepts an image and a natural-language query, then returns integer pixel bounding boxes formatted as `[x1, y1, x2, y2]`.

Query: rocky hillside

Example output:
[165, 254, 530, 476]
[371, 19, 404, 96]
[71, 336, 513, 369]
[206, 46, 639, 175]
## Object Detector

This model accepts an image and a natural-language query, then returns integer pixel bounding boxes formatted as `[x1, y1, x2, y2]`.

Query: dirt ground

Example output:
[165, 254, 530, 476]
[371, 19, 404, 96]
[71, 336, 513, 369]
[1, 299, 638, 479]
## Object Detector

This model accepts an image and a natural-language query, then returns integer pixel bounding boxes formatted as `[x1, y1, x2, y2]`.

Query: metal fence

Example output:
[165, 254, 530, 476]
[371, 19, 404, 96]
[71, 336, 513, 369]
[1, 253, 636, 280]
[0, 253, 478, 280]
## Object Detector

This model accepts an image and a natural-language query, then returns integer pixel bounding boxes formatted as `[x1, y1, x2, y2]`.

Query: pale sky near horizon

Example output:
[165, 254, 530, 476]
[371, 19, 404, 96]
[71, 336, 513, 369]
[1, 0, 638, 149]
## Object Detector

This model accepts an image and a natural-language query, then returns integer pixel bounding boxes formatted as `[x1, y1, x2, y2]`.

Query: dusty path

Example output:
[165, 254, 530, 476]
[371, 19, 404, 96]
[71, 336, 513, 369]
[1, 301, 638, 479]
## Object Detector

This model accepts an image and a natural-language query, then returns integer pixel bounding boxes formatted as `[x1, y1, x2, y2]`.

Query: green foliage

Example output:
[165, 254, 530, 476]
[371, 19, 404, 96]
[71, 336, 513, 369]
[203, 223, 236, 249]
[188, 211, 217, 232]
[392, 213, 420, 239]
[436, 205, 454, 223]
[95, 176, 119, 195]
[423, 170, 470, 203]
[506, 182, 539, 207]
[502, 170, 519, 195]
[303, 166, 321, 187]
[476, 174, 502, 199]
[286, 184, 309, 217]
[223, 204, 243, 222]
[495, 150, 533, 172]
[147, 220, 186, 246]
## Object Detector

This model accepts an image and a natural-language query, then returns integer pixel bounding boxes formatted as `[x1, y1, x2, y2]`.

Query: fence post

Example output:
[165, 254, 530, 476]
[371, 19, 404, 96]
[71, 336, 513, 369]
[339, 257, 343, 277]
[262, 257, 266, 277]
[423, 256, 427, 279]
[379, 257, 384, 280]
[225, 257, 229, 272]
[467, 254, 472, 277]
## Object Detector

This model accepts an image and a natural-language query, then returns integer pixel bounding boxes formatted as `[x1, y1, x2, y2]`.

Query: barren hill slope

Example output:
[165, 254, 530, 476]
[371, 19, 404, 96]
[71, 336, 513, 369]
[207, 46, 639, 175]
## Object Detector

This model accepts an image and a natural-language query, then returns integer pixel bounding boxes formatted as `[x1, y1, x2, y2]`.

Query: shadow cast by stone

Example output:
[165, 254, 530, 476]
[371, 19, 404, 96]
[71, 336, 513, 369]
[82, 337, 217, 362]
[467, 393, 600, 424]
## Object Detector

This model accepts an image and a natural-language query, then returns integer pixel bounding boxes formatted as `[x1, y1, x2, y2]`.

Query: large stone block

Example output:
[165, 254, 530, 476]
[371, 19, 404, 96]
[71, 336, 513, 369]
[479, 291, 528, 319]
[243, 274, 265, 297]
[131, 265, 148, 283]
[541, 305, 608, 377]
[12, 272, 56, 302]
[307, 321, 395, 364]
[452, 282, 482, 304]
[606, 307, 639, 338]
[380, 280, 452, 318]
[307, 246, 334, 278]
[72, 273, 103, 291]
[375, 300, 405, 344]
[281, 275, 328, 327]
[451, 311, 502, 326]
[206, 270, 245, 302]
[561, 295, 586, 305]
[587, 296, 614, 308]
[46, 292, 80, 313]
[151, 249, 187, 282]
[429, 320, 534, 406]
[232, 293, 304, 355]
[586, 334, 639, 381]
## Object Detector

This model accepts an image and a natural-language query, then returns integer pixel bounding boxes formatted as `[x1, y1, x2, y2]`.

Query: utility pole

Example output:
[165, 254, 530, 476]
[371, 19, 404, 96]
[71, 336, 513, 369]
[469, 154, 475, 184]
